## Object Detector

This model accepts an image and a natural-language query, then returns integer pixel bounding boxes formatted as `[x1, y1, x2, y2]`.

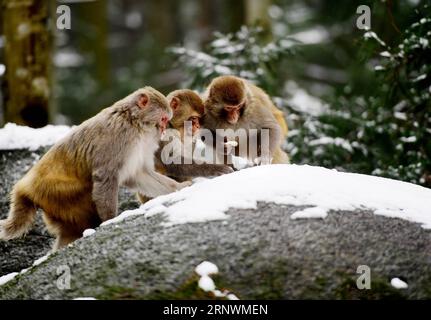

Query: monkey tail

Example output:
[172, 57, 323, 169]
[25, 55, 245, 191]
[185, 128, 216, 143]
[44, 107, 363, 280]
[0, 186, 37, 240]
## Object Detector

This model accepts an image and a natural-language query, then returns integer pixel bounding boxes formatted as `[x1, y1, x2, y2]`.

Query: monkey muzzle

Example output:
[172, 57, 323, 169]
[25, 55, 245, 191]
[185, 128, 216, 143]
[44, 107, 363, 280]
[224, 104, 242, 124]
[158, 114, 169, 134]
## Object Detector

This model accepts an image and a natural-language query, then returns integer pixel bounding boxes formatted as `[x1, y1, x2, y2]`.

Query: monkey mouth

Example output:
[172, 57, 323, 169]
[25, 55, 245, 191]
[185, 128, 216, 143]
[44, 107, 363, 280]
[157, 123, 167, 134]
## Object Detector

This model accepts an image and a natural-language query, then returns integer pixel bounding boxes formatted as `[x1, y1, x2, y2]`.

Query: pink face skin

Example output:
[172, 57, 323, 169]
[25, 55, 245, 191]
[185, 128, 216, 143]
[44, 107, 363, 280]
[189, 116, 201, 135]
[224, 101, 245, 124]
[183, 116, 201, 137]
[158, 113, 170, 134]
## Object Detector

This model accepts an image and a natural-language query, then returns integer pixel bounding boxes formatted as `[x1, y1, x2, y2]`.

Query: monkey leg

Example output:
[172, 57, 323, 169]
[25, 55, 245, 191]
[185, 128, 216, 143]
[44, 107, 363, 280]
[43, 209, 98, 251]
[272, 148, 290, 164]
[136, 192, 152, 204]
[52, 228, 82, 251]
[46, 219, 82, 251]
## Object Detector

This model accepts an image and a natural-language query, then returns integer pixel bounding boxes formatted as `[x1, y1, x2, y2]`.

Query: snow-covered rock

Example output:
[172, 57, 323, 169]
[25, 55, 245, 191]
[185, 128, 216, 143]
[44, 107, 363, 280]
[0, 123, 71, 151]
[0, 125, 430, 299]
[103, 164, 431, 229]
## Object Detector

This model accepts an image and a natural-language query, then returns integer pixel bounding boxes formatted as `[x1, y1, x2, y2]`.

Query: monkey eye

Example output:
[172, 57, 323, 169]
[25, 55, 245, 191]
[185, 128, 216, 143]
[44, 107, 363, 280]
[224, 106, 237, 111]
[188, 116, 200, 122]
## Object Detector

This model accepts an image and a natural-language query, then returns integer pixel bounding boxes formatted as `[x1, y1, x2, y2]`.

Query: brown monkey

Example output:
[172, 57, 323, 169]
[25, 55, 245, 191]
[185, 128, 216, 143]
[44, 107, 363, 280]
[137, 89, 233, 203]
[202, 75, 289, 165]
[0, 87, 190, 250]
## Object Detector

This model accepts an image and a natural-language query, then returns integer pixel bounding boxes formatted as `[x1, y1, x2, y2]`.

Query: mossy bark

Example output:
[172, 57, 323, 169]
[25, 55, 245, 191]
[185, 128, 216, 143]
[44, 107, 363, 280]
[2, 0, 53, 128]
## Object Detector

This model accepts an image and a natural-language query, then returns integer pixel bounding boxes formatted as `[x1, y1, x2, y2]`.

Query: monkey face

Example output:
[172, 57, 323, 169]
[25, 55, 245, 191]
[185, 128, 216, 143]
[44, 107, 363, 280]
[128, 87, 172, 134]
[187, 115, 201, 135]
[206, 76, 247, 125]
[223, 102, 245, 124]
[167, 89, 205, 136]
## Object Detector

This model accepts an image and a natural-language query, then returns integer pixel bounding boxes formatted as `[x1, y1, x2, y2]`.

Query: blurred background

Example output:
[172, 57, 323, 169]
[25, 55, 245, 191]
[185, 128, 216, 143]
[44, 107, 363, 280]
[0, 0, 430, 187]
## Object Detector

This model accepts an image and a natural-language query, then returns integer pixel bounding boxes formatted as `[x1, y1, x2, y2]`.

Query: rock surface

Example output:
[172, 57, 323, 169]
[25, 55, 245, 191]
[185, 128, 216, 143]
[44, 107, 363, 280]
[0, 148, 430, 299]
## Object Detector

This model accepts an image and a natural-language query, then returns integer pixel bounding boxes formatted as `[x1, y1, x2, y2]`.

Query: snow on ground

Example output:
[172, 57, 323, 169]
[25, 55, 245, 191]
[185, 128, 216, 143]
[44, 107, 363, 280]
[291, 206, 328, 219]
[0, 254, 48, 286]
[194, 261, 239, 300]
[391, 278, 408, 289]
[0, 123, 71, 150]
[0, 252, 53, 285]
[0, 272, 19, 286]
[104, 164, 431, 229]
[32, 253, 51, 267]
[83, 229, 96, 238]
[195, 261, 219, 277]
[198, 276, 216, 292]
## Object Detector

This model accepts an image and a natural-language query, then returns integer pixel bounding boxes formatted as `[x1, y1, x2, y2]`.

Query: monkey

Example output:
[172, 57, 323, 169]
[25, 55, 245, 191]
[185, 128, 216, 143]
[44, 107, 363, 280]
[0, 87, 190, 251]
[137, 89, 233, 203]
[202, 75, 289, 165]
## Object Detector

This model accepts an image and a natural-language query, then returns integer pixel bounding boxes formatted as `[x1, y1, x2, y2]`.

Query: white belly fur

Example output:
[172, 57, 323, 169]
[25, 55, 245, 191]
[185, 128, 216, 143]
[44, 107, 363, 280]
[119, 129, 159, 184]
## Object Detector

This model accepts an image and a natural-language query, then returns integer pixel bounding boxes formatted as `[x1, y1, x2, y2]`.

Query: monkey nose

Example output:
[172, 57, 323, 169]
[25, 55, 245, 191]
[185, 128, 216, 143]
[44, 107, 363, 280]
[161, 115, 169, 124]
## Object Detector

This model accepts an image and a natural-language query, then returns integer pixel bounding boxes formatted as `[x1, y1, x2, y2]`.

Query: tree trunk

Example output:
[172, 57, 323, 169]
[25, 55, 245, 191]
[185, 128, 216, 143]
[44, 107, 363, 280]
[2, 0, 52, 128]
[245, 0, 271, 30]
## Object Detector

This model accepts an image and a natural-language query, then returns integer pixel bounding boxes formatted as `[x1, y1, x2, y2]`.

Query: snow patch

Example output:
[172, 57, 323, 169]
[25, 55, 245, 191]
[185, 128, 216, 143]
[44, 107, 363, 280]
[33, 254, 50, 267]
[194, 261, 239, 299]
[83, 229, 96, 238]
[104, 165, 431, 229]
[195, 261, 219, 277]
[198, 276, 216, 292]
[391, 278, 408, 289]
[0, 123, 71, 150]
[291, 207, 328, 219]
[0, 272, 19, 286]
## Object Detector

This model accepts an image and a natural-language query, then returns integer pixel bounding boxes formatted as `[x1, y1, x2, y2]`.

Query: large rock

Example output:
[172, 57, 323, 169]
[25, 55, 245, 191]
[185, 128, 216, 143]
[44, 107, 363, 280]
[0, 203, 430, 299]
[0, 148, 430, 299]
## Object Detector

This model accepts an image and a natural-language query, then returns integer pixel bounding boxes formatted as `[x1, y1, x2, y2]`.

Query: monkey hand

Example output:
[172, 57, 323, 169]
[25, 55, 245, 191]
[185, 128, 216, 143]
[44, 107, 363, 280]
[176, 180, 192, 190]
[207, 164, 234, 176]
[223, 140, 238, 155]
[254, 156, 272, 166]
[217, 165, 235, 175]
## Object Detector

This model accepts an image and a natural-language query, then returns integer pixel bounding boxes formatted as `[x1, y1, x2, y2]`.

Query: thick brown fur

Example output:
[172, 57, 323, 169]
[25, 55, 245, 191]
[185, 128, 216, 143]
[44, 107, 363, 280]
[203, 75, 289, 164]
[0, 87, 190, 250]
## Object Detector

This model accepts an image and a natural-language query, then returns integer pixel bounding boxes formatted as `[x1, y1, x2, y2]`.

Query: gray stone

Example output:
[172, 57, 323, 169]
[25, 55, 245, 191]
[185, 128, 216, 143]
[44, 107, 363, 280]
[1, 148, 430, 299]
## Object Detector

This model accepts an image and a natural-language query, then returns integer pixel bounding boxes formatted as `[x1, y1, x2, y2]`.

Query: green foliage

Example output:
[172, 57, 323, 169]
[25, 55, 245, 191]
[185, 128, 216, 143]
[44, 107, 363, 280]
[170, 8, 431, 187]
[170, 26, 296, 95]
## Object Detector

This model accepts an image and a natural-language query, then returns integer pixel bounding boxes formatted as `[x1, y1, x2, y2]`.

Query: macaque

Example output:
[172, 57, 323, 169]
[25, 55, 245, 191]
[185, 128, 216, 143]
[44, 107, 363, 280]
[202, 75, 289, 165]
[0, 87, 190, 250]
[137, 89, 233, 203]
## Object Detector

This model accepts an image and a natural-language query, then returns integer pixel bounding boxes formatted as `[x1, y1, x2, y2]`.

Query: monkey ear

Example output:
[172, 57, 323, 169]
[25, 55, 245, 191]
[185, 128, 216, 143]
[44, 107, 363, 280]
[137, 93, 149, 109]
[170, 97, 180, 112]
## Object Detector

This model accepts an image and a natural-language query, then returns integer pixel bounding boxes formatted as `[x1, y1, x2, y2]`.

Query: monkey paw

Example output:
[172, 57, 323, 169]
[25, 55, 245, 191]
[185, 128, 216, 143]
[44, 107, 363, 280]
[177, 181, 192, 190]
[254, 156, 272, 166]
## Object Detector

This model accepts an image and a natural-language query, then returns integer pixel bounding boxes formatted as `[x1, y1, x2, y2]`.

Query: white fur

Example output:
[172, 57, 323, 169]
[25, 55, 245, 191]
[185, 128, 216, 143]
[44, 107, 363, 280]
[119, 129, 159, 185]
